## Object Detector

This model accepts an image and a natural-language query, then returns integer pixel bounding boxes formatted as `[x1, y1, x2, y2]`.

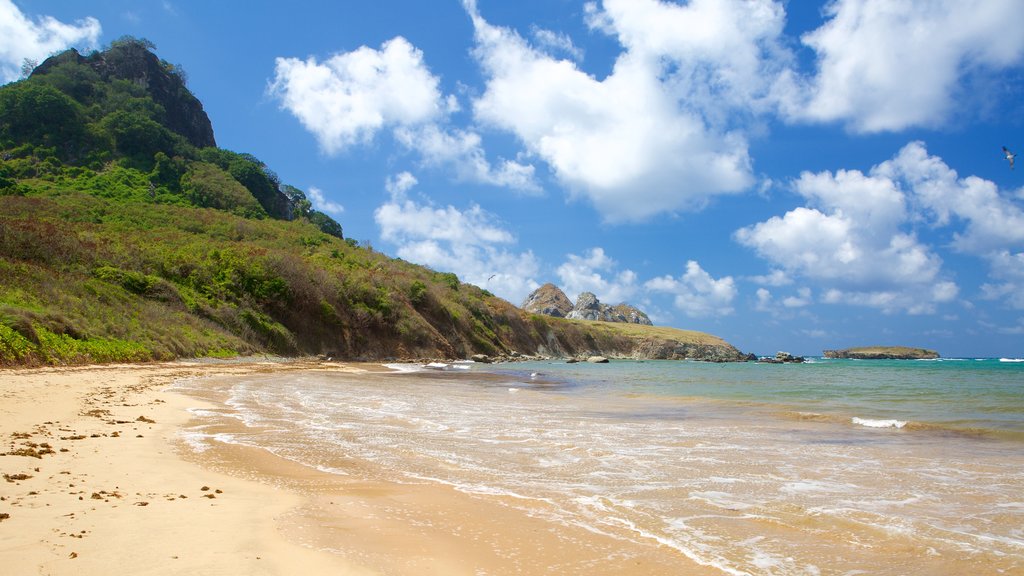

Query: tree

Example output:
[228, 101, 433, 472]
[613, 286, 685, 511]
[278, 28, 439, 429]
[0, 82, 86, 154]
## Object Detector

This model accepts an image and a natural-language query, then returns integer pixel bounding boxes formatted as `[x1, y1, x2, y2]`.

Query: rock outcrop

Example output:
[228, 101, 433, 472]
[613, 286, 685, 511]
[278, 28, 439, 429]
[566, 292, 653, 325]
[521, 283, 573, 318]
[523, 285, 652, 326]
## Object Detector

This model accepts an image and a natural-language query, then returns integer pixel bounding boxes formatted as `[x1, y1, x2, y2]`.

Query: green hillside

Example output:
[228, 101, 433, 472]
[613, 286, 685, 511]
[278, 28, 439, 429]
[0, 39, 748, 366]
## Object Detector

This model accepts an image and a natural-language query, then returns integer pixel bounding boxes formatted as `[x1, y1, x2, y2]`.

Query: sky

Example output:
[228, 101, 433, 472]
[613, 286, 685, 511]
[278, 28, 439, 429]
[3, 0, 1024, 357]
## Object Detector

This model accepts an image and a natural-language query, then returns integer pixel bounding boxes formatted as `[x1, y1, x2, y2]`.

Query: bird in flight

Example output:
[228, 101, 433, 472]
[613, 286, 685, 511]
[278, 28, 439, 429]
[1003, 146, 1016, 170]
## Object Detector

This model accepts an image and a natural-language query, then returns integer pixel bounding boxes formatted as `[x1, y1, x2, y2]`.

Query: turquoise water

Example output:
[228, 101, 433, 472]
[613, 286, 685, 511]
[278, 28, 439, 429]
[176, 358, 1024, 575]
[488, 358, 1024, 441]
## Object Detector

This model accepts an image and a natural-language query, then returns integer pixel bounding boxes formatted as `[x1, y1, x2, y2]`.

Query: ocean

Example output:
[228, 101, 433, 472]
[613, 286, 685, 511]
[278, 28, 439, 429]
[174, 358, 1024, 575]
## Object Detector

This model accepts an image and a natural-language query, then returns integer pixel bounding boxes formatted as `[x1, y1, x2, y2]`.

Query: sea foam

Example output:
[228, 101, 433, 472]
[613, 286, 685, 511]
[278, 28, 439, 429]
[852, 417, 907, 429]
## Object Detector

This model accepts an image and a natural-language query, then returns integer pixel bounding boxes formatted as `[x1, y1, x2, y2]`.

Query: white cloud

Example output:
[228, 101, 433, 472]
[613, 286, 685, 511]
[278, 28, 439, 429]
[750, 269, 792, 287]
[980, 251, 1024, 309]
[270, 37, 445, 154]
[464, 0, 755, 222]
[394, 125, 539, 193]
[555, 247, 638, 305]
[645, 260, 736, 318]
[531, 26, 583, 62]
[385, 171, 419, 198]
[272, 36, 535, 193]
[592, 0, 790, 115]
[755, 287, 774, 312]
[783, 0, 1024, 132]
[374, 176, 539, 304]
[782, 287, 813, 308]
[306, 186, 344, 217]
[735, 142, 962, 314]
[877, 142, 1024, 255]
[0, 0, 101, 83]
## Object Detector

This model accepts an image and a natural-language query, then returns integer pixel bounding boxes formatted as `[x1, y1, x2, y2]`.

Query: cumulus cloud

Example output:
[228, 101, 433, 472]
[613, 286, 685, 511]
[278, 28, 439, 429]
[464, 0, 755, 222]
[591, 0, 790, 115]
[555, 248, 638, 305]
[531, 26, 583, 62]
[375, 175, 540, 304]
[980, 251, 1024, 309]
[781, 0, 1024, 132]
[269, 37, 445, 154]
[306, 186, 344, 217]
[394, 125, 539, 193]
[0, 0, 101, 83]
[271, 36, 537, 192]
[750, 269, 792, 287]
[733, 142, 962, 311]
[645, 260, 737, 317]
[877, 142, 1024, 254]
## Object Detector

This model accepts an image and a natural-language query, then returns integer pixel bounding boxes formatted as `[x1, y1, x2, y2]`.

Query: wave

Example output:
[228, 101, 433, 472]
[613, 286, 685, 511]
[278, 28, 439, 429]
[999, 358, 1024, 363]
[852, 417, 908, 429]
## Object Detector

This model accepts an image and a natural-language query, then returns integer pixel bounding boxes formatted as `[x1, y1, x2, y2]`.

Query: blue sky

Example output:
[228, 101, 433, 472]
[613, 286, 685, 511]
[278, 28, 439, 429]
[4, 0, 1024, 357]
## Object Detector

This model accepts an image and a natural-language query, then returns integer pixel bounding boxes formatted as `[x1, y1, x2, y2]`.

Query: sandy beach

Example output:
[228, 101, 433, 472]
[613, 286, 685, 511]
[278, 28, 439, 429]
[0, 361, 376, 575]
[0, 361, 718, 576]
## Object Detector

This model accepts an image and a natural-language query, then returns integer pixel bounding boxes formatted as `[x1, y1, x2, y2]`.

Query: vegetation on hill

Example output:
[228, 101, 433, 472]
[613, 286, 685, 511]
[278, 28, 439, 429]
[0, 39, 747, 366]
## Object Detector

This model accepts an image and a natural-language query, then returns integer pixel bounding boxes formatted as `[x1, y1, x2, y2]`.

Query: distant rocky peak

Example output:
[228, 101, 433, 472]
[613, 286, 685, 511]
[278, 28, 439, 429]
[521, 283, 573, 318]
[522, 285, 652, 326]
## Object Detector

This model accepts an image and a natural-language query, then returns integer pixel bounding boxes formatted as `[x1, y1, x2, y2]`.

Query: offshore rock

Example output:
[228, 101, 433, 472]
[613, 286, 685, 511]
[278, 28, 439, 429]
[758, 351, 805, 364]
[823, 347, 939, 360]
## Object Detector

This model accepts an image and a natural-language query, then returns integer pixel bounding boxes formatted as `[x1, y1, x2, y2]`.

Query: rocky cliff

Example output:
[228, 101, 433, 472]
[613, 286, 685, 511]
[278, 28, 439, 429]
[522, 285, 653, 326]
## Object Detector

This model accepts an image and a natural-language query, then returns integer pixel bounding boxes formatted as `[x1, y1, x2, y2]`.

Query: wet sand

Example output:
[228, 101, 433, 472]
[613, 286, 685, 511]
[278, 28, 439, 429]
[0, 362, 717, 575]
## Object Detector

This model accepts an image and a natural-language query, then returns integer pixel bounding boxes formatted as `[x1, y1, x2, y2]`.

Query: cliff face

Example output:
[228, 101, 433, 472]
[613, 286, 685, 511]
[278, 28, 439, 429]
[522, 286, 653, 326]
[33, 42, 216, 149]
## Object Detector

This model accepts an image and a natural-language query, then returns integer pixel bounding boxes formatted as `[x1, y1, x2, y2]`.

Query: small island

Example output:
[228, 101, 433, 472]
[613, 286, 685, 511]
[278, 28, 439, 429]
[823, 346, 939, 360]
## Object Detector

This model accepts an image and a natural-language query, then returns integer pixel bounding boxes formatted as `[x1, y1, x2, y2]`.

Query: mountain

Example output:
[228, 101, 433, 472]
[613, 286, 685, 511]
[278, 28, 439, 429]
[0, 39, 749, 366]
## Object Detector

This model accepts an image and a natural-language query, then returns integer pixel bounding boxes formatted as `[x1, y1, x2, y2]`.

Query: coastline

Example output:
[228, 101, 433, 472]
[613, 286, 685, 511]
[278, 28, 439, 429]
[0, 361, 719, 575]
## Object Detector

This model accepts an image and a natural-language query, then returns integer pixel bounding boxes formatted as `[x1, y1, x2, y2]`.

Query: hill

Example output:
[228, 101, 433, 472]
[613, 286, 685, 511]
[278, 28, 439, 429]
[0, 39, 749, 366]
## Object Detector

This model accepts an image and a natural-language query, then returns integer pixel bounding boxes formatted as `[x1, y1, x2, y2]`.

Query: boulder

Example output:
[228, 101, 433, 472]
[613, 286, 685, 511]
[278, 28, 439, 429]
[586, 356, 610, 364]
[470, 354, 492, 363]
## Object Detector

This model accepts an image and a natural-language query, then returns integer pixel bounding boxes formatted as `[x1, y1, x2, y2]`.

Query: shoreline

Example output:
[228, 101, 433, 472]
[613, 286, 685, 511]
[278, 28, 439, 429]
[0, 361, 719, 575]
